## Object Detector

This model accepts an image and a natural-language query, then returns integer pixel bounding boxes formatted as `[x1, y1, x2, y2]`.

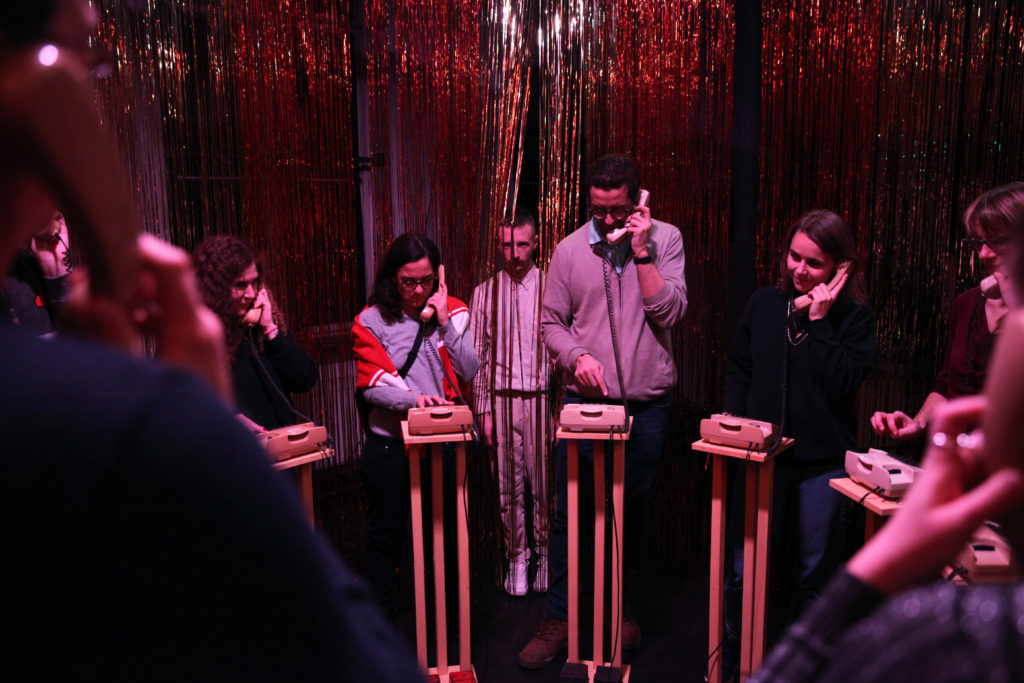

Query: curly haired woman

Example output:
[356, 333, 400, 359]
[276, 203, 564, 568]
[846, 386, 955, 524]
[193, 235, 317, 431]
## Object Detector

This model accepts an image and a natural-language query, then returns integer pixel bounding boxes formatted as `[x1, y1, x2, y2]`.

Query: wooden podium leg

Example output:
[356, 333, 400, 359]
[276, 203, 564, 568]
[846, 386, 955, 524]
[296, 463, 315, 525]
[708, 454, 726, 683]
[740, 463, 757, 681]
[593, 444, 606, 666]
[751, 460, 774, 673]
[567, 440, 580, 663]
[865, 510, 880, 541]
[431, 448, 448, 674]
[409, 445, 428, 668]
[456, 443, 471, 669]
[611, 440, 626, 669]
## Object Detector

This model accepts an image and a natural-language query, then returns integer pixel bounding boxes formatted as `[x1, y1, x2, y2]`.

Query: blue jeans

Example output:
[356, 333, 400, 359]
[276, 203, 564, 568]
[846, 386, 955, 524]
[723, 460, 846, 668]
[545, 392, 671, 621]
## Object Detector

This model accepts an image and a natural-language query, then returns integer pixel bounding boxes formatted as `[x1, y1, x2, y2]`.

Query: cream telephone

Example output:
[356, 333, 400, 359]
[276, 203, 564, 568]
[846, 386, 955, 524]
[419, 264, 445, 322]
[844, 448, 919, 498]
[953, 523, 1019, 583]
[257, 422, 328, 461]
[606, 189, 650, 246]
[792, 261, 852, 313]
[699, 413, 779, 450]
[980, 274, 1001, 299]
[0, 45, 138, 301]
[406, 404, 473, 435]
[559, 404, 628, 433]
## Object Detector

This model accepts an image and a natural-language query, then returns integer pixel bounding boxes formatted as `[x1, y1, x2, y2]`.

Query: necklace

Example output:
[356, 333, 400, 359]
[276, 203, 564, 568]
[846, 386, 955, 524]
[786, 299, 808, 346]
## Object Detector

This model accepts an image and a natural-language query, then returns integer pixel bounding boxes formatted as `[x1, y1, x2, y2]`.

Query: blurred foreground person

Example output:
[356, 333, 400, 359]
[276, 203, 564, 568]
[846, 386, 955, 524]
[0, 1, 421, 679]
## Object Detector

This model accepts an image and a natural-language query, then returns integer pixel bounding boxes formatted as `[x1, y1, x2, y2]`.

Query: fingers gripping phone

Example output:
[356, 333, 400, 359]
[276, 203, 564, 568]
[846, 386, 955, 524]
[420, 264, 445, 321]
[0, 46, 138, 301]
[606, 188, 650, 246]
[793, 260, 852, 312]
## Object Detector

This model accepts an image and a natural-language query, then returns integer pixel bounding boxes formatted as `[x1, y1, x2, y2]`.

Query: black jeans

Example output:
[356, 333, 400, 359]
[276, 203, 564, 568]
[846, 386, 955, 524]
[361, 433, 456, 616]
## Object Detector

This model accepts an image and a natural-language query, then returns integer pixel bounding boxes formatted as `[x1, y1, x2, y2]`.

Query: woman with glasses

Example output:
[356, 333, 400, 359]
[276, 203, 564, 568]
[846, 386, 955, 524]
[193, 235, 318, 432]
[871, 182, 1024, 439]
[353, 233, 479, 616]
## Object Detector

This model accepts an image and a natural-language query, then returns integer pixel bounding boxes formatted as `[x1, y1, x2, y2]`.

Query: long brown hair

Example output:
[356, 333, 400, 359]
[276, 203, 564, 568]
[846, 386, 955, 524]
[777, 210, 868, 304]
[192, 235, 284, 355]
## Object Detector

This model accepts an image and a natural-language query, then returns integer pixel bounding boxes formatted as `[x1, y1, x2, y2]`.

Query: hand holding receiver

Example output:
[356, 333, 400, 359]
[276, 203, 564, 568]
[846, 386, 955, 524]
[420, 264, 446, 322]
[421, 264, 449, 325]
[0, 45, 138, 302]
[870, 409, 925, 439]
[793, 260, 851, 315]
[574, 352, 608, 397]
[847, 396, 1024, 596]
[242, 303, 263, 327]
[606, 188, 650, 246]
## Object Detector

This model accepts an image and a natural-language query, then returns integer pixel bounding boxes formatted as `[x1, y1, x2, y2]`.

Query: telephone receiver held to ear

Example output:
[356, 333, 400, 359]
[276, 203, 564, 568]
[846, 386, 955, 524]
[793, 260, 852, 312]
[0, 46, 138, 302]
[420, 264, 445, 322]
[606, 188, 650, 246]
[242, 304, 263, 327]
[980, 274, 1001, 299]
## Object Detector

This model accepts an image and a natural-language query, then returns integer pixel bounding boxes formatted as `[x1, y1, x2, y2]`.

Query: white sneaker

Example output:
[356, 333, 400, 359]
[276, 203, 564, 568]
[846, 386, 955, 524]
[533, 555, 548, 593]
[504, 561, 528, 596]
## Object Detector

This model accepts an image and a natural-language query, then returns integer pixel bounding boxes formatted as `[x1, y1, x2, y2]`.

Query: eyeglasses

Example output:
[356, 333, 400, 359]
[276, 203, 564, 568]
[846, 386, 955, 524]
[397, 275, 436, 291]
[962, 236, 1009, 252]
[590, 205, 634, 221]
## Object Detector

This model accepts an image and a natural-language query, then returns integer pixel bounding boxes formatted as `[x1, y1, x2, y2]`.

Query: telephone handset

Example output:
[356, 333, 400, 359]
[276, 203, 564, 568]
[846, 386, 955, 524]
[980, 274, 1001, 299]
[0, 46, 138, 301]
[242, 287, 270, 327]
[606, 188, 650, 246]
[406, 404, 473, 435]
[699, 413, 779, 450]
[953, 523, 1019, 583]
[792, 260, 852, 313]
[419, 264, 445, 322]
[242, 305, 263, 327]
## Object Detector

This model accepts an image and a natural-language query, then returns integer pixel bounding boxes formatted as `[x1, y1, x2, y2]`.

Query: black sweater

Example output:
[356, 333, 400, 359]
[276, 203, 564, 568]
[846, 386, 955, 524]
[232, 327, 319, 430]
[724, 286, 876, 464]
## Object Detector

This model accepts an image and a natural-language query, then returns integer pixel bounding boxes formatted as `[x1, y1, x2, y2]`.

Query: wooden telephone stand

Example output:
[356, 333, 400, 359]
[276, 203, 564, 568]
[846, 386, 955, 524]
[557, 412, 633, 683]
[401, 416, 476, 683]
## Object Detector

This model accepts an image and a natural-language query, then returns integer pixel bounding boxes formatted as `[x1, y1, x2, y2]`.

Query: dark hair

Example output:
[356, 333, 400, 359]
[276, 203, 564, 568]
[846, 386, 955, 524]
[778, 210, 868, 304]
[503, 205, 536, 235]
[370, 233, 441, 324]
[973, 183, 1024, 300]
[584, 154, 641, 204]
[192, 235, 278, 355]
[965, 181, 1024, 245]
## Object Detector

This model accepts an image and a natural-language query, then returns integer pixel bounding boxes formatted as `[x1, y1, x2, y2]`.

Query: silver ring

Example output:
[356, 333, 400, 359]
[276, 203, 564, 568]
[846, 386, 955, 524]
[930, 431, 956, 450]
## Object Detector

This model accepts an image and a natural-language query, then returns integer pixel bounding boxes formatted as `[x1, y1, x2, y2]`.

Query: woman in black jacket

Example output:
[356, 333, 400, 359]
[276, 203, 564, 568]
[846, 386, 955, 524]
[193, 235, 318, 431]
[722, 210, 877, 671]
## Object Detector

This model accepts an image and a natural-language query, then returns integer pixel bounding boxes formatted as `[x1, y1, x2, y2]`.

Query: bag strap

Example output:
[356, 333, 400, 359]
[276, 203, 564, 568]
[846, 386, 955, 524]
[398, 321, 426, 377]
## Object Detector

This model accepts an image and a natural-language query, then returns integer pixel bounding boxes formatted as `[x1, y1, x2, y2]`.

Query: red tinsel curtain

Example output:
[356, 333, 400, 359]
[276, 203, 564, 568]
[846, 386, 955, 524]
[579, 0, 735, 572]
[91, 0, 363, 556]
[761, 1, 1024, 451]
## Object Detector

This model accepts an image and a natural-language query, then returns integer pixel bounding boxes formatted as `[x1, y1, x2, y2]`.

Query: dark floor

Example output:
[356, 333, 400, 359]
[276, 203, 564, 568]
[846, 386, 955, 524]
[388, 572, 711, 683]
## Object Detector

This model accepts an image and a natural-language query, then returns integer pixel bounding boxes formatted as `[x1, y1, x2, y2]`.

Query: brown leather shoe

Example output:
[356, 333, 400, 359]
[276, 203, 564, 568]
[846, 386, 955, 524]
[622, 609, 642, 650]
[517, 616, 568, 669]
